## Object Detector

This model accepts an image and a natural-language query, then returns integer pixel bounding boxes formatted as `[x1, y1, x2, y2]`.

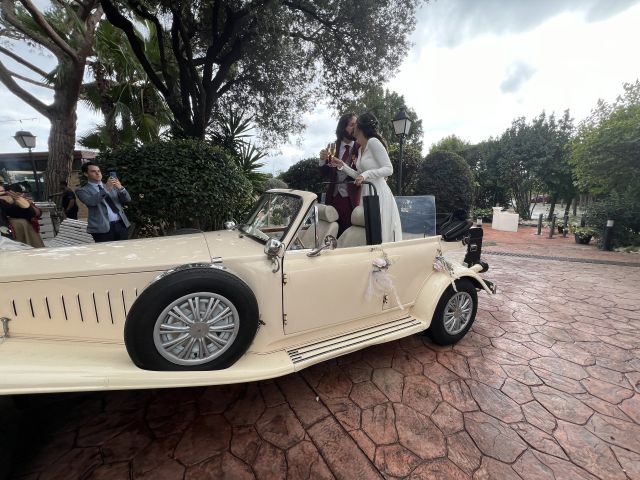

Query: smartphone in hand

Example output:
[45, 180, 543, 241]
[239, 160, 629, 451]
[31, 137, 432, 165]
[109, 171, 117, 179]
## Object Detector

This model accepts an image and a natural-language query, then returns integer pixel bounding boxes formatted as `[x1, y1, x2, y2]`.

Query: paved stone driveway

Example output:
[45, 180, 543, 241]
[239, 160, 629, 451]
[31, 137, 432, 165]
[6, 227, 640, 479]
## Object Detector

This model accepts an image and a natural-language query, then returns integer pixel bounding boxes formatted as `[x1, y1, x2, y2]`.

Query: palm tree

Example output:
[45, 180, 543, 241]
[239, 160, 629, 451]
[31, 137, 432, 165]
[79, 20, 172, 150]
[210, 110, 268, 193]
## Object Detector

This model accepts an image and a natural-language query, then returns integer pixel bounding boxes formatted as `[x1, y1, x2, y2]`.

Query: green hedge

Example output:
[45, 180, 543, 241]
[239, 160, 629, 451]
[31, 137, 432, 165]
[96, 139, 253, 236]
[279, 158, 325, 196]
[414, 151, 474, 214]
[585, 188, 640, 248]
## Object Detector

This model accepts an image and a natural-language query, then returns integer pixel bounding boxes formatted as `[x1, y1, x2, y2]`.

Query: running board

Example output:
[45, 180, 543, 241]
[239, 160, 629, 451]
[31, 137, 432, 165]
[287, 316, 423, 366]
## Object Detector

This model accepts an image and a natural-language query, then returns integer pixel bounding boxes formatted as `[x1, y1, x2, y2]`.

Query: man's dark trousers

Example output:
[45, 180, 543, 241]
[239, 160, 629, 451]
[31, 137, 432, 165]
[91, 220, 128, 242]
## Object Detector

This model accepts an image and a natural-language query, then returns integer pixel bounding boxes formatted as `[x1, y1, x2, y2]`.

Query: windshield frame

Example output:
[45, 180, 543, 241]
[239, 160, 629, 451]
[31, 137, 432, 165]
[239, 192, 304, 245]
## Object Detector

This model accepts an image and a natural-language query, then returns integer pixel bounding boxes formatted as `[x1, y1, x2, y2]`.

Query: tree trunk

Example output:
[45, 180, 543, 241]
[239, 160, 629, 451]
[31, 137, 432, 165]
[564, 197, 572, 218]
[45, 113, 77, 196]
[44, 59, 83, 197]
[547, 195, 557, 221]
[513, 190, 530, 220]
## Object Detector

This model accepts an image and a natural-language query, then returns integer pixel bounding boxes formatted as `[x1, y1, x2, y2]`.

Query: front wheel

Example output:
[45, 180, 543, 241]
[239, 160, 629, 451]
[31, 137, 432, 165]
[124, 268, 259, 371]
[427, 278, 477, 345]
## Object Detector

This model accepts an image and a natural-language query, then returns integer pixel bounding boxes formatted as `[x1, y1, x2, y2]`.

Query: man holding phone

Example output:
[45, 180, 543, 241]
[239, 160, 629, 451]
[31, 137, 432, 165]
[76, 161, 132, 242]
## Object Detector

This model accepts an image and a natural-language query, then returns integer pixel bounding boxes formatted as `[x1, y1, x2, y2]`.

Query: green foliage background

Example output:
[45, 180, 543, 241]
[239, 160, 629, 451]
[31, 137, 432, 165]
[584, 189, 640, 248]
[414, 151, 474, 214]
[96, 139, 253, 236]
[279, 159, 325, 198]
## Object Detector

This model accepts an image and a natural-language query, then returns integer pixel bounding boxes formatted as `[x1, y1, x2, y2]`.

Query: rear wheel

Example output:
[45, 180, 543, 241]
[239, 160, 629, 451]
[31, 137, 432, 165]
[427, 278, 477, 345]
[124, 268, 259, 371]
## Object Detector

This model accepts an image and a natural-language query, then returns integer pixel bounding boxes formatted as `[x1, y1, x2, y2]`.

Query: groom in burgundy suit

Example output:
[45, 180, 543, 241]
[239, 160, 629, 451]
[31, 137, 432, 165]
[319, 112, 362, 236]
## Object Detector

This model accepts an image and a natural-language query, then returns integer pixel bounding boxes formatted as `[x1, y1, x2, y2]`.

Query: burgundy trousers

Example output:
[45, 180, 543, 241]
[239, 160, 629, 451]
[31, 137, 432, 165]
[329, 194, 353, 237]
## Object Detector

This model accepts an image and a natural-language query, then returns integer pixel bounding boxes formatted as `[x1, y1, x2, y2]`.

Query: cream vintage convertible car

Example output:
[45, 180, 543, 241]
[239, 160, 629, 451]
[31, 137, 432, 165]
[0, 189, 494, 394]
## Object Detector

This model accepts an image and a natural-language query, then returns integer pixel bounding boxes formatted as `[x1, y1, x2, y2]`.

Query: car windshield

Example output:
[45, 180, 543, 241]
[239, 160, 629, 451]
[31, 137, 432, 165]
[239, 192, 303, 243]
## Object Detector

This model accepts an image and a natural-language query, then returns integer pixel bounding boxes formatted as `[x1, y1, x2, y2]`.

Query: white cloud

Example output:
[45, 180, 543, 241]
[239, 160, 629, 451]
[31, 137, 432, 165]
[500, 62, 537, 94]
[413, 0, 640, 48]
[386, 4, 640, 150]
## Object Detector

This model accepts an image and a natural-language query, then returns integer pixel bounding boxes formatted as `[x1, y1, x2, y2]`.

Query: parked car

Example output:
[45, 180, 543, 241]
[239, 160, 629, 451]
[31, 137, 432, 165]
[530, 194, 551, 204]
[0, 189, 495, 395]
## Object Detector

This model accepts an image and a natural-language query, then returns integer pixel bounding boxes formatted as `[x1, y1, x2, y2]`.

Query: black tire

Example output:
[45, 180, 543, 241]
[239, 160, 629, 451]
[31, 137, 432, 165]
[124, 268, 259, 371]
[427, 278, 477, 345]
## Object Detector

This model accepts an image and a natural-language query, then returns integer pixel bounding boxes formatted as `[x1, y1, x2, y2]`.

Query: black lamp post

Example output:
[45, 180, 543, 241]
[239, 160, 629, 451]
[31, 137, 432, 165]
[13, 130, 41, 201]
[392, 107, 412, 195]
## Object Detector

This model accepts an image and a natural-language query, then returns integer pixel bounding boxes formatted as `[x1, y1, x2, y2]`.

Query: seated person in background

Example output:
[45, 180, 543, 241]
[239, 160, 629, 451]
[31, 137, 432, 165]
[0, 183, 45, 248]
[59, 180, 79, 219]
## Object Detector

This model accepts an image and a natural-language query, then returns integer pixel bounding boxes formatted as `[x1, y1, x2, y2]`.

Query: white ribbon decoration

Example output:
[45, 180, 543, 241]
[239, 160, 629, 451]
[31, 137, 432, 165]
[433, 252, 458, 292]
[366, 256, 404, 309]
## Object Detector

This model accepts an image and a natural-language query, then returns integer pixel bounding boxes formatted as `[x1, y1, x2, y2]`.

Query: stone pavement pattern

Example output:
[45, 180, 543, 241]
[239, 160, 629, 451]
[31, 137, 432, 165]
[7, 227, 640, 479]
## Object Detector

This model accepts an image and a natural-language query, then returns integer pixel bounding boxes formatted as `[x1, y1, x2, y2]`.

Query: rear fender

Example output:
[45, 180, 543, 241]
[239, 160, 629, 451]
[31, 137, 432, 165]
[410, 269, 493, 329]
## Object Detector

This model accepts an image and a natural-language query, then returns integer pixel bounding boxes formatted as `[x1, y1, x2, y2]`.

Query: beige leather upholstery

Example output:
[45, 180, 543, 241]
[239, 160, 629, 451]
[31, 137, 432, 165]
[299, 204, 339, 248]
[337, 206, 366, 248]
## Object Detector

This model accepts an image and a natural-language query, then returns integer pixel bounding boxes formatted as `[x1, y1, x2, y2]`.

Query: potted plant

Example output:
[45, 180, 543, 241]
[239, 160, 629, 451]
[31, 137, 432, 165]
[543, 218, 568, 234]
[570, 225, 598, 244]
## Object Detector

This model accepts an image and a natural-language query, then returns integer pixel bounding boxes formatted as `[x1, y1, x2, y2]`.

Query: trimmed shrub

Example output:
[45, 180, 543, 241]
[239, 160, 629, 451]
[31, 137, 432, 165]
[279, 158, 325, 196]
[414, 151, 474, 214]
[260, 177, 288, 193]
[96, 139, 253, 236]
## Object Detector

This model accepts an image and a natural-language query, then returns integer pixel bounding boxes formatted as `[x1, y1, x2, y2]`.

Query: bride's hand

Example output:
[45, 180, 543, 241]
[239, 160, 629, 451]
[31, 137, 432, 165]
[355, 175, 364, 186]
[330, 157, 344, 168]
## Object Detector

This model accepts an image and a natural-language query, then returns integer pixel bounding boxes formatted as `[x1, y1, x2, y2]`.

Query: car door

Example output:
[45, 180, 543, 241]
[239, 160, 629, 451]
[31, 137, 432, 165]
[379, 237, 440, 309]
[282, 244, 382, 335]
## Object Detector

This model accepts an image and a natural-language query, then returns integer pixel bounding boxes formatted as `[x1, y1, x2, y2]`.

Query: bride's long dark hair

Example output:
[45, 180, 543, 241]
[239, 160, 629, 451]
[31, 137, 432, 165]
[357, 112, 388, 151]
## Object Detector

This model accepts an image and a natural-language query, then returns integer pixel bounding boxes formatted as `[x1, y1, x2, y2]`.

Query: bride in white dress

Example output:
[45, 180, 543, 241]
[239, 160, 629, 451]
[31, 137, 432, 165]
[330, 112, 403, 242]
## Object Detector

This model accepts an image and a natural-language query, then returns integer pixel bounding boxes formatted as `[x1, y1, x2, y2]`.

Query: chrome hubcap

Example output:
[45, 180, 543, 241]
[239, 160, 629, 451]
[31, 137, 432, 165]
[153, 292, 239, 365]
[443, 291, 473, 335]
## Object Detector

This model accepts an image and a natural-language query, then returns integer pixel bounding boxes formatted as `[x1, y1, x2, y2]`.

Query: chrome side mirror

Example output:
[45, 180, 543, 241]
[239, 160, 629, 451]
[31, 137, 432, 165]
[224, 221, 236, 230]
[264, 238, 283, 258]
[307, 235, 337, 257]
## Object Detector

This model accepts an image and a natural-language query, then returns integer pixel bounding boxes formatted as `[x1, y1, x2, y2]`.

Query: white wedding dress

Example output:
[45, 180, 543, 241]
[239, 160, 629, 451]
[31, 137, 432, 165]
[341, 137, 403, 242]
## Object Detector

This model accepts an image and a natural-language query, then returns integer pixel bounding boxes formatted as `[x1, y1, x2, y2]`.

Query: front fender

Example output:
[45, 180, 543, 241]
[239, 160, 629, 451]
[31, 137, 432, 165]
[410, 268, 494, 329]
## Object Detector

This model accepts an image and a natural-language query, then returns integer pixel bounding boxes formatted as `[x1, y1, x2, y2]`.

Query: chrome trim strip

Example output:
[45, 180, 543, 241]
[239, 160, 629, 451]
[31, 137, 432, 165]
[287, 317, 420, 364]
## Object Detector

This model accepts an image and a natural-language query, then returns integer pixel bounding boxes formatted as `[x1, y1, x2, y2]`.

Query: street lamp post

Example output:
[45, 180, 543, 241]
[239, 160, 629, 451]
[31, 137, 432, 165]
[392, 107, 412, 196]
[13, 130, 41, 201]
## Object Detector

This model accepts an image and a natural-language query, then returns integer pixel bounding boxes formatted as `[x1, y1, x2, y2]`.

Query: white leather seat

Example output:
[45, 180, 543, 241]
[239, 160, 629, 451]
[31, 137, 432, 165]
[299, 204, 339, 248]
[337, 206, 366, 248]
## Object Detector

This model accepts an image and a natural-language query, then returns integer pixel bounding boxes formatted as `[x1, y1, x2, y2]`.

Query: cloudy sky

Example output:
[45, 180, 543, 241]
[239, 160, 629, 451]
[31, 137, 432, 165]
[2, 0, 640, 176]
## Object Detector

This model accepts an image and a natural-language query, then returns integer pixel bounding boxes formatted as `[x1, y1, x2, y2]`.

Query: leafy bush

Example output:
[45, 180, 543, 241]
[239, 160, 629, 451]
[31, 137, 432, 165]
[96, 139, 253, 236]
[260, 177, 288, 193]
[584, 188, 640, 247]
[470, 207, 493, 221]
[569, 225, 598, 238]
[279, 158, 325, 196]
[388, 144, 424, 195]
[414, 151, 474, 214]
